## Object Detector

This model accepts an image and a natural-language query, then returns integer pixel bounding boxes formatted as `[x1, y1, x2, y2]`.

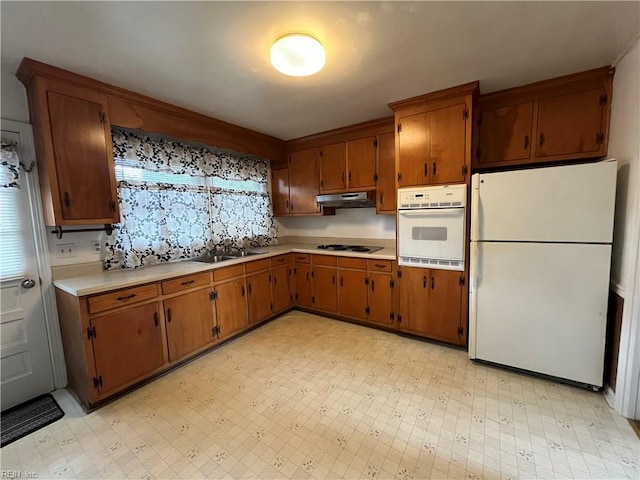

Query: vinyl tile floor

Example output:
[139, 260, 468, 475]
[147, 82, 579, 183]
[1, 311, 638, 479]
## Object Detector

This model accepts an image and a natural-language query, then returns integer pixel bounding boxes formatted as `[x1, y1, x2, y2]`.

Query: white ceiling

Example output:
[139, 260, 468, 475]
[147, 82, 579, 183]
[2, 2, 639, 141]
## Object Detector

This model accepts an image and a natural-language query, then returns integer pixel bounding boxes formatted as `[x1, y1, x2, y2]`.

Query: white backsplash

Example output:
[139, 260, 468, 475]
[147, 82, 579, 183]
[275, 207, 396, 240]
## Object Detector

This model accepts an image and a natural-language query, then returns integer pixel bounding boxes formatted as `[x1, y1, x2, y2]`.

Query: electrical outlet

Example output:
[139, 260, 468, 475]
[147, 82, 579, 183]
[56, 243, 76, 258]
[91, 240, 101, 255]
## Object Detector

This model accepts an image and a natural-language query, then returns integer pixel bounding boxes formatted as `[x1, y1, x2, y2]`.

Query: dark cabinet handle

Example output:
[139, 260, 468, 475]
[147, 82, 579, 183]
[433, 162, 437, 176]
[340, 276, 343, 287]
[539, 132, 545, 147]
[63, 191, 70, 208]
[524, 135, 530, 149]
[380, 194, 384, 205]
[153, 312, 159, 327]
[423, 276, 427, 288]
[180, 279, 195, 286]
[348, 172, 352, 182]
[167, 308, 172, 323]
[341, 172, 345, 184]
[116, 294, 136, 302]
[297, 256, 306, 261]
[424, 163, 428, 176]
[241, 285, 245, 297]
[276, 257, 285, 263]
[371, 280, 375, 291]
[285, 199, 289, 210]
[374, 263, 386, 268]
[248, 284, 252, 294]
[431, 277, 435, 289]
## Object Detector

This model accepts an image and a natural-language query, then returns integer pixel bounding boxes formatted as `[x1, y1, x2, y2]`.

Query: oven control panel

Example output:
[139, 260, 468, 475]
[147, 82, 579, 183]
[398, 184, 466, 209]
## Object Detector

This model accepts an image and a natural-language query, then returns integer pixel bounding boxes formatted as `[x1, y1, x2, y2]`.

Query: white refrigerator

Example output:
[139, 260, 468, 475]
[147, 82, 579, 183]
[468, 160, 617, 388]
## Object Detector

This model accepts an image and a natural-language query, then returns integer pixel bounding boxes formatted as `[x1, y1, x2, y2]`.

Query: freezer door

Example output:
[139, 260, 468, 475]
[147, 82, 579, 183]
[470, 242, 611, 387]
[472, 160, 617, 243]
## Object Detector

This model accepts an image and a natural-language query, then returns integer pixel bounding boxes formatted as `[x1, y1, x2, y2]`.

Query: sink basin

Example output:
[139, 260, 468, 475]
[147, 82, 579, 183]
[224, 251, 263, 258]
[191, 255, 232, 264]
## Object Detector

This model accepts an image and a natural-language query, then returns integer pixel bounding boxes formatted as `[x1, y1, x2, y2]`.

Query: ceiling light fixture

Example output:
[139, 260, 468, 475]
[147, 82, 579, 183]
[270, 33, 326, 77]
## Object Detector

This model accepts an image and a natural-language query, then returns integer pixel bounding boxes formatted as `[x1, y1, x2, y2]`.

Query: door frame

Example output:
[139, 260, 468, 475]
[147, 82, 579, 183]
[1, 119, 67, 389]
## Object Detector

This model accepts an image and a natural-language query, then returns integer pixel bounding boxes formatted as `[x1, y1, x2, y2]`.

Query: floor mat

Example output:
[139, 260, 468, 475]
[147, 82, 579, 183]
[1, 394, 64, 447]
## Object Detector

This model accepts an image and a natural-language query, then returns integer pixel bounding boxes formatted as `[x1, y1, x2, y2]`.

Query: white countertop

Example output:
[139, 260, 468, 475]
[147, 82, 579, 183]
[54, 243, 396, 297]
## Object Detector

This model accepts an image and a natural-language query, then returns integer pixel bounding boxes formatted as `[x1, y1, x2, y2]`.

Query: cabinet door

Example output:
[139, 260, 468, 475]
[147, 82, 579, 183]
[319, 143, 347, 192]
[535, 88, 606, 158]
[289, 149, 320, 214]
[312, 266, 337, 312]
[247, 271, 273, 324]
[215, 278, 248, 340]
[47, 88, 119, 223]
[426, 270, 464, 345]
[477, 103, 533, 165]
[429, 103, 467, 184]
[397, 113, 429, 187]
[347, 137, 376, 189]
[376, 132, 396, 214]
[295, 264, 313, 308]
[338, 269, 368, 320]
[164, 289, 215, 361]
[368, 272, 394, 326]
[397, 267, 430, 335]
[271, 168, 290, 215]
[272, 265, 292, 313]
[91, 303, 165, 395]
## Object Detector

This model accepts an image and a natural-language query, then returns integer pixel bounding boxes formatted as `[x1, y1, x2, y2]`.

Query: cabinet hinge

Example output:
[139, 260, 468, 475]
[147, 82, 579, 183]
[462, 165, 468, 177]
[365, 306, 370, 315]
[312, 296, 315, 304]
[374, 138, 378, 148]
[390, 279, 395, 288]
[457, 326, 464, 336]
[397, 172, 403, 182]
[319, 149, 323, 157]
[599, 93, 608, 106]
[373, 173, 379, 182]
[397, 123, 402, 133]
[364, 277, 369, 285]
[109, 201, 116, 212]
[311, 271, 315, 278]
[397, 314, 402, 324]
[596, 133, 605, 145]
[288, 156, 292, 163]
[390, 312, 395, 321]
[463, 107, 469, 120]
[397, 269, 402, 279]
[209, 291, 218, 301]
[294, 267, 297, 274]
[459, 275, 465, 286]
[475, 148, 482, 159]
[98, 111, 107, 123]
[213, 325, 221, 337]
[270, 302, 273, 312]
[477, 114, 483, 127]
[87, 326, 97, 340]
[92, 375, 103, 390]
[295, 293, 298, 300]
[320, 179, 324, 187]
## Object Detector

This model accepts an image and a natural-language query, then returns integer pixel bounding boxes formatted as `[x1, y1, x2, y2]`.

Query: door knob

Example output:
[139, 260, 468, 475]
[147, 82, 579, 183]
[21, 278, 36, 289]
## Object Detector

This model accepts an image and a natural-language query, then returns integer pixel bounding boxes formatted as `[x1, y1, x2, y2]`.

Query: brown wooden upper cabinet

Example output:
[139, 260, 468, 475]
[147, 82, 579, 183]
[288, 148, 321, 215]
[271, 167, 291, 216]
[16, 67, 120, 226]
[319, 138, 377, 193]
[390, 82, 478, 188]
[474, 66, 614, 169]
[376, 132, 396, 214]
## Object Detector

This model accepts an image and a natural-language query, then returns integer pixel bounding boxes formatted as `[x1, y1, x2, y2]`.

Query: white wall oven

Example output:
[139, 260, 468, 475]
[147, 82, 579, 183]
[397, 184, 466, 271]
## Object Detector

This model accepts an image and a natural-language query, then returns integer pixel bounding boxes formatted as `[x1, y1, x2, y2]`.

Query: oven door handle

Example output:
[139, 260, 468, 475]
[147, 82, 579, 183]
[399, 208, 464, 217]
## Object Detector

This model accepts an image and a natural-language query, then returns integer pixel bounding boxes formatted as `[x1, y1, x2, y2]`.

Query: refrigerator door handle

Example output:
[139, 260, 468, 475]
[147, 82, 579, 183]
[468, 240, 479, 359]
[471, 174, 480, 241]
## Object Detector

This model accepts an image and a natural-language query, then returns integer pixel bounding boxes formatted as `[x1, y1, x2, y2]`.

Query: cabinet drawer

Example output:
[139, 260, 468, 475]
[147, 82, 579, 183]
[245, 258, 271, 274]
[270, 255, 291, 267]
[213, 264, 244, 282]
[313, 254, 337, 266]
[161, 272, 211, 295]
[293, 254, 310, 264]
[338, 257, 367, 270]
[88, 284, 159, 314]
[368, 260, 393, 272]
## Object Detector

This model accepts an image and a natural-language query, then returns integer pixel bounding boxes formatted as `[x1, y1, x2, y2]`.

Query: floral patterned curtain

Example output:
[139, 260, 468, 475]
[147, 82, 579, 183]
[104, 129, 277, 270]
[1, 140, 21, 189]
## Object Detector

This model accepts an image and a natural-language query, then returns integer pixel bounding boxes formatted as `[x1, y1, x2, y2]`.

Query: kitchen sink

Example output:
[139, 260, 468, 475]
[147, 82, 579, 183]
[223, 251, 263, 258]
[191, 251, 265, 263]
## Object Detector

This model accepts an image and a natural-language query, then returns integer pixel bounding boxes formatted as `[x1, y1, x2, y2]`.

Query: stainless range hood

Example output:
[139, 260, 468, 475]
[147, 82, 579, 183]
[316, 191, 376, 208]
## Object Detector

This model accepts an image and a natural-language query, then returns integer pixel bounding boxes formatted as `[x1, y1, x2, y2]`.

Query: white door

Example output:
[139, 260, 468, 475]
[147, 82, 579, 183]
[470, 241, 611, 387]
[1, 124, 55, 410]
[471, 160, 617, 243]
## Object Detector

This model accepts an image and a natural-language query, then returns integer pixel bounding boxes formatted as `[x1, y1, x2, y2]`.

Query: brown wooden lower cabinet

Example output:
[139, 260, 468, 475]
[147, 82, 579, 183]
[91, 302, 165, 396]
[338, 269, 368, 320]
[312, 266, 338, 312]
[397, 266, 465, 345]
[247, 270, 273, 324]
[164, 288, 216, 361]
[214, 277, 248, 339]
[294, 263, 313, 307]
[367, 272, 394, 326]
[272, 265, 293, 313]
